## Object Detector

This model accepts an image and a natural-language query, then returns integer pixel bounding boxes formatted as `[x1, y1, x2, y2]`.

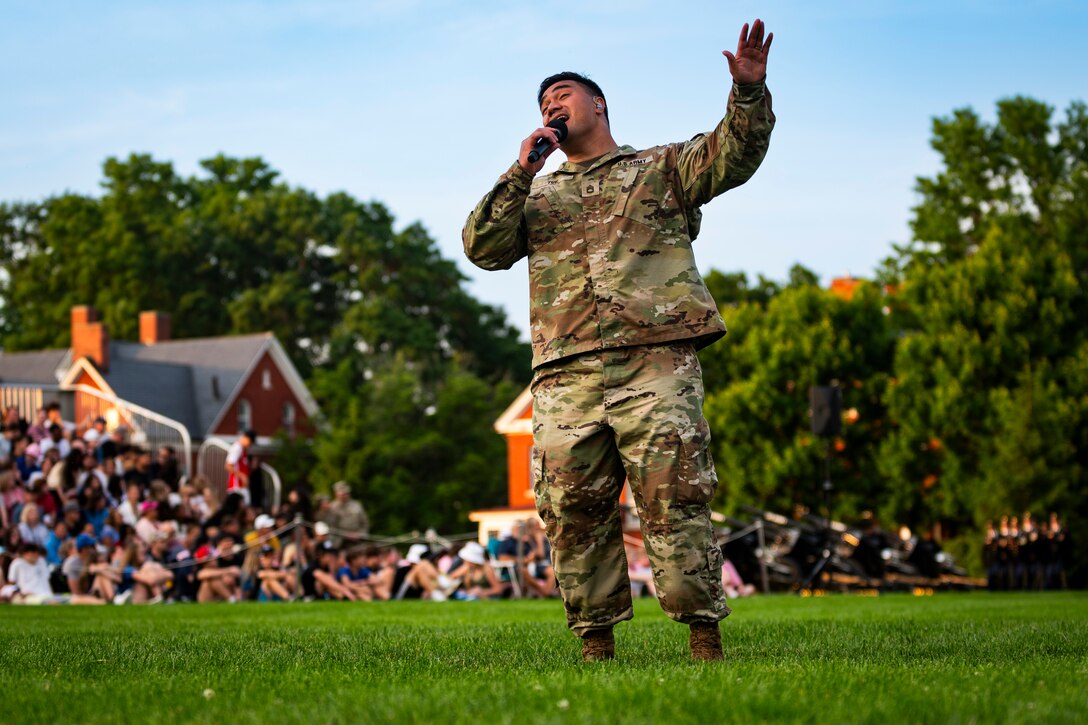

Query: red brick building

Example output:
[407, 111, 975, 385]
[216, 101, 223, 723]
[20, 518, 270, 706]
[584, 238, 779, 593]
[0, 306, 319, 479]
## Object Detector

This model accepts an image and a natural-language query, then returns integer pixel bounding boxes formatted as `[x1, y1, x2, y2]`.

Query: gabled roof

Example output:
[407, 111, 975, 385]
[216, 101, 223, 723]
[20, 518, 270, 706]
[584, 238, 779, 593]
[0, 348, 71, 386]
[109, 334, 272, 436]
[494, 386, 532, 436]
[53, 332, 318, 438]
[100, 357, 201, 435]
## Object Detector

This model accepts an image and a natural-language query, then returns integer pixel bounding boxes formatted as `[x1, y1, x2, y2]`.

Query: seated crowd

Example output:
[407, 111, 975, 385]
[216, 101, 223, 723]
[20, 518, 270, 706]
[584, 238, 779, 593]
[0, 403, 752, 605]
[0, 403, 568, 605]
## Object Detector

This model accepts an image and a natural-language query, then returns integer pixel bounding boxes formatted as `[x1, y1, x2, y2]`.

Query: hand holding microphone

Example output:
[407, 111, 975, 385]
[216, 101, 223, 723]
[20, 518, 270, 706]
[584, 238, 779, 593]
[518, 119, 568, 175]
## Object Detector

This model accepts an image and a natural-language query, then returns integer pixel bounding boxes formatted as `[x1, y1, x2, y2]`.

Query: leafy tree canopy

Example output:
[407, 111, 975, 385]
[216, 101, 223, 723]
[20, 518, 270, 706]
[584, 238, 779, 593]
[0, 154, 532, 534]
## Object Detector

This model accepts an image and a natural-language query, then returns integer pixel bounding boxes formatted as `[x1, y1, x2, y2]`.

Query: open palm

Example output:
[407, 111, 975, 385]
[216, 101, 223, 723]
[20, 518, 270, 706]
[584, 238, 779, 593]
[723, 18, 773, 85]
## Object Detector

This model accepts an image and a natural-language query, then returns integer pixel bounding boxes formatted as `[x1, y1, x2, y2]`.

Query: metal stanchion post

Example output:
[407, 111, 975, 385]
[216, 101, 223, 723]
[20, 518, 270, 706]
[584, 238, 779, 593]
[756, 519, 770, 594]
[514, 519, 525, 600]
[294, 515, 303, 598]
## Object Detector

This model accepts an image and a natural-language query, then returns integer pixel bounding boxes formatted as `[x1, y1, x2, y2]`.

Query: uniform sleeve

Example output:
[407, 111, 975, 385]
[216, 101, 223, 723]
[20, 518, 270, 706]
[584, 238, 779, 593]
[462, 163, 533, 270]
[677, 80, 775, 209]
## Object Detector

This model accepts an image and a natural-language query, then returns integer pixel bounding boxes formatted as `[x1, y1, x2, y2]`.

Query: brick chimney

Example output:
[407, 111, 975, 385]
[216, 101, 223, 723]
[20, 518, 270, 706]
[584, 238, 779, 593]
[139, 310, 172, 345]
[71, 305, 109, 372]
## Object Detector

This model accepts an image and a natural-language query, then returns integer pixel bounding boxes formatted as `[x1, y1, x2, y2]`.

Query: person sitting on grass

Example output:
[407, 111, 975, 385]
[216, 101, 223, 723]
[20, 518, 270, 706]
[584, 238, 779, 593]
[79, 480, 111, 538]
[62, 533, 116, 602]
[195, 534, 243, 603]
[60, 500, 89, 541]
[305, 520, 332, 563]
[17, 502, 50, 549]
[143, 533, 176, 601]
[392, 544, 456, 601]
[244, 514, 280, 554]
[0, 468, 26, 529]
[337, 548, 375, 601]
[7, 543, 102, 605]
[45, 519, 69, 566]
[240, 542, 264, 600]
[517, 519, 556, 598]
[721, 556, 756, 598]
[117, 481, 143, 528]
[28, 473, 58, 528]
[359, 546, 396, 600]
[108, 538, 173, 604]
[301, 541, 357, 601]
[256, 545, 294, 602]
[135, 500, 162, 545]
[495, 521, 554, 597]
[447, 542, 504, 600]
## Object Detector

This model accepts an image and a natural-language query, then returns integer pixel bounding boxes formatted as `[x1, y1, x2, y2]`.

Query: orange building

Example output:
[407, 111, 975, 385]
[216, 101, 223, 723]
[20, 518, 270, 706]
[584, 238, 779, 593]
[469, 388, 539, 544]
[469, 387, 635, 544]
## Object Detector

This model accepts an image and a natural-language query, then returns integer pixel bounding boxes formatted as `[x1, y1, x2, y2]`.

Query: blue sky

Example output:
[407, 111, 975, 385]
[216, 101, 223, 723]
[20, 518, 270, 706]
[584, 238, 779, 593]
[2, 1, 1085, 339]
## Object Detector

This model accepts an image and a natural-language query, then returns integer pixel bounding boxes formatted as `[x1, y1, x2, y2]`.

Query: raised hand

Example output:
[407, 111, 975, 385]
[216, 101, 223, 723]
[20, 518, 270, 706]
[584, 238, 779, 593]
[722, 18, 773, 85]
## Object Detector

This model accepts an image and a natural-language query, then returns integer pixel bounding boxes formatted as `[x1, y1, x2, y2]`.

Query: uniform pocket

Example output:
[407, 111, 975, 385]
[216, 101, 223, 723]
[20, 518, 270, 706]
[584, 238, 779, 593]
[607, 166, 640, 220]
[613, 166, 684, 235]
[531, 448, 557, 538]
[526, 186, 575, 249]
[676, 417, 718, 506]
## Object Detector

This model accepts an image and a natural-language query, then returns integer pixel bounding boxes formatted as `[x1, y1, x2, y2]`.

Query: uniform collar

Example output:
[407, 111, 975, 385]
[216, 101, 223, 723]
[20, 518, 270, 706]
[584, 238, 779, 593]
[555, 145, 638, 175]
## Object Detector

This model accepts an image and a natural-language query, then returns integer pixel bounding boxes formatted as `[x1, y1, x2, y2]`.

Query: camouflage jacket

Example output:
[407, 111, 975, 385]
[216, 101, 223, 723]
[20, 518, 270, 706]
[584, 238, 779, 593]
[463, 80, 775, 369]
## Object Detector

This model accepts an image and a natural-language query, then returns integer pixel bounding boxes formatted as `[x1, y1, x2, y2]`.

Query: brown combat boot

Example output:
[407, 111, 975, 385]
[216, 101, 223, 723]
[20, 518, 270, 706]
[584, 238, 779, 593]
[581, 628, 615, 662]
[689, 621, 723, 662]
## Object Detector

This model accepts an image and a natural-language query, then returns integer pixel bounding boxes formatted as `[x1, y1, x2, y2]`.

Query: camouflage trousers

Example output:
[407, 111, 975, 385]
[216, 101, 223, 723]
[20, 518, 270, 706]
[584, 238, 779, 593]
[531, 342, 730, 637]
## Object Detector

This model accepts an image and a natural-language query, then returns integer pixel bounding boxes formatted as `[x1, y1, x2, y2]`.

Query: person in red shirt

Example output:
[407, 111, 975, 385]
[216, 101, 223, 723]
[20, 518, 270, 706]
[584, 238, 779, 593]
[225, 429, 255, 505]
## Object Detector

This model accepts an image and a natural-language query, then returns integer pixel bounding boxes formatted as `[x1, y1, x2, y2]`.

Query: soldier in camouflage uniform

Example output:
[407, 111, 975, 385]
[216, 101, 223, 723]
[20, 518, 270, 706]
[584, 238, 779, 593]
[463, 19, 775, 661]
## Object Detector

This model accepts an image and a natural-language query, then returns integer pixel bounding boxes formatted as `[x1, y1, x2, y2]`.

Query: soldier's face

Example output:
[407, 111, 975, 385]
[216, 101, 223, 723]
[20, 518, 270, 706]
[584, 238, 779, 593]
[540, 81, 600, 139]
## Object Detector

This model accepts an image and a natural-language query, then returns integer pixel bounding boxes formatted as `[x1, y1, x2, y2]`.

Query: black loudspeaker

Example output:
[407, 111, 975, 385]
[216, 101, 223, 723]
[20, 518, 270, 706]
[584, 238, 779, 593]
[809, 385, 842, 437]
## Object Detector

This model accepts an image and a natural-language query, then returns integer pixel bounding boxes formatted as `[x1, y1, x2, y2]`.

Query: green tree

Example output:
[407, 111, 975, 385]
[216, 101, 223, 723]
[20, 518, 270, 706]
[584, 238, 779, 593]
[701, 281, 895, 519]
[879, 98, 1087, 568]
[1, 153, 529, 383]
[310, 355, 520, 533]
[0, 154, 532, 533]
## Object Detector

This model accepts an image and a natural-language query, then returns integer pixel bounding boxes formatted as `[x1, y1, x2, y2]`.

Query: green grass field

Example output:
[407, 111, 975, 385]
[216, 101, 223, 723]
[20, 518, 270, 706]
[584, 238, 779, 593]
[3, 592, 1087, 724]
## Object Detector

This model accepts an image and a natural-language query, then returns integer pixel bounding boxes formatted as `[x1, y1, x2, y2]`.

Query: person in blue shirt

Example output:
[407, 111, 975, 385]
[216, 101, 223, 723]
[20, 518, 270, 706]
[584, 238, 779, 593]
[336, 548, 374, 601]
[45, 520, 70, 566]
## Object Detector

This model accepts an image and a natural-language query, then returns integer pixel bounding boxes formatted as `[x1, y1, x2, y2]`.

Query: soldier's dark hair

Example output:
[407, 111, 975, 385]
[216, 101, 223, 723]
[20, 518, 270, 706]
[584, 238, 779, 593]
[537, 72, 608, 121]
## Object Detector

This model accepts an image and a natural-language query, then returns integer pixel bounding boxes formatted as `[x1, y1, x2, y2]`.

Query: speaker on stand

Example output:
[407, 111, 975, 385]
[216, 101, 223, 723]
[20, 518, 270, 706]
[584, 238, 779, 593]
[797, 383, 842, 593]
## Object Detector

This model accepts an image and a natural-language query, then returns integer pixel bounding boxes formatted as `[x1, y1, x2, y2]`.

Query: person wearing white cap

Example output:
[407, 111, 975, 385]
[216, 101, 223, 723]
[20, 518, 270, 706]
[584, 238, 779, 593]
[395, 544, 456, 601]
[447, 542, 504, 600]
[244, 513, 281, 553]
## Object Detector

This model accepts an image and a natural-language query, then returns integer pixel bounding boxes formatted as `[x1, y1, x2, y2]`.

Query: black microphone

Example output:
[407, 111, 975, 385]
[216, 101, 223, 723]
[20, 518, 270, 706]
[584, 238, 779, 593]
[527, 119, 568, 164]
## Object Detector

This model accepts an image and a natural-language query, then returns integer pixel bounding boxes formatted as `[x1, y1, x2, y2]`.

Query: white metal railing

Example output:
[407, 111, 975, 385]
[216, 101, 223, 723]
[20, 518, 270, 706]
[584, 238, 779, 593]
[0, 383, 192, 478]
[197, 436, 281, 512]
[0, 384, 48, 420]
[260, 462, 282, 512]
[68, 384, 192, 478]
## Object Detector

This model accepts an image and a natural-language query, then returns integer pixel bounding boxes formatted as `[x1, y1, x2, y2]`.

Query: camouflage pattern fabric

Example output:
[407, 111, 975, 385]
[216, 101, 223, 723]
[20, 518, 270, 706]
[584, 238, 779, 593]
[463, 80, 774, 369]
[531, 343, 730, 636]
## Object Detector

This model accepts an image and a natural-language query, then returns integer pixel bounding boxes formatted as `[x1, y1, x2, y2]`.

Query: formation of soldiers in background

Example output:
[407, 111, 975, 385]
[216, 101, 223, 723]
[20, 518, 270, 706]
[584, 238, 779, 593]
[984, 513, 1069, 591]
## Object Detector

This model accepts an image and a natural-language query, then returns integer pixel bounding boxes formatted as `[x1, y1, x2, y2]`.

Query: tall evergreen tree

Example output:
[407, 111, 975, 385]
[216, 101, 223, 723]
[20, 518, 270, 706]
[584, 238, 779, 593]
[879, 98, 1087, 562]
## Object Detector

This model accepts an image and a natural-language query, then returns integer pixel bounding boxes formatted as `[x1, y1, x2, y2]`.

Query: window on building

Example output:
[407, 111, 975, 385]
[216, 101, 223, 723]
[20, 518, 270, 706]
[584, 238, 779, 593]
[282, 401, 295, 435]
[262, 369, 272, 390]
[237, 399, 252, 433]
